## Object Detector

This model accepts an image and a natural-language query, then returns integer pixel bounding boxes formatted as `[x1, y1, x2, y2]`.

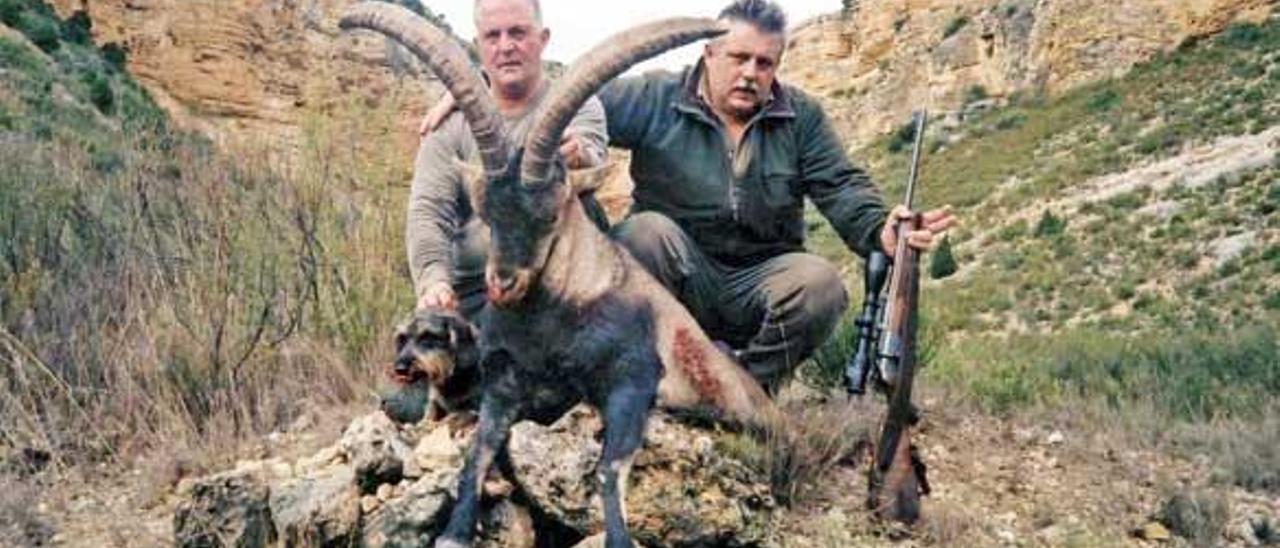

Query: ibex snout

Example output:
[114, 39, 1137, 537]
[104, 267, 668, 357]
[486, 264, 534, 307]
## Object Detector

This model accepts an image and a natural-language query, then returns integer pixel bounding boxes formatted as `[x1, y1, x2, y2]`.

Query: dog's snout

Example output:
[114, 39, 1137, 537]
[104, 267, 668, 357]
[394, 356, 414, 375]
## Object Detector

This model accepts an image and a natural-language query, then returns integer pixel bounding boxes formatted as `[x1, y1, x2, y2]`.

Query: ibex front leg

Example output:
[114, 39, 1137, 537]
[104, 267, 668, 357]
[435, 361, 522, 548]
[597, 365, 659, 548]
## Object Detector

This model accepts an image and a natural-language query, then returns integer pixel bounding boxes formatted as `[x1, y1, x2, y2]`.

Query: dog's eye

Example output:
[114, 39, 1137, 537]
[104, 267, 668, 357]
[416, 331, 449, 346]
[394, 333, 408, 349]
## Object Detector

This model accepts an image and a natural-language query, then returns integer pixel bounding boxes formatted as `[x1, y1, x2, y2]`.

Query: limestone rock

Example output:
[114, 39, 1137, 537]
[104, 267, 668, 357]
[508, 406, 777, 547]
[47, 0, 445, 163]
[361, 468, 456, 548]
[340, 412, 415, 495]
[781, 0, 1274, 148]
[173, 469, 276, 548]
[269, 467, 361, 547]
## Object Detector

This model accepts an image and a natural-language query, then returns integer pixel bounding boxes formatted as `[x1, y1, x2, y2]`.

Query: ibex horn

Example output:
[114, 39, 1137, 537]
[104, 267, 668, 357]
[521, 18, 727, 186]
[339, 2, 511, 176]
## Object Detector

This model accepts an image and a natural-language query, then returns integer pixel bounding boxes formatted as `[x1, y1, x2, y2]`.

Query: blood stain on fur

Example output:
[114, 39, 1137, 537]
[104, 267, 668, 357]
[673, 327, 721, 405]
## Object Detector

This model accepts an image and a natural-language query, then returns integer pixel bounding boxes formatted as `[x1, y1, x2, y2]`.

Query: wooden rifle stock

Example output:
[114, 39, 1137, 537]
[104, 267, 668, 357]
[865, 111, 931, 523]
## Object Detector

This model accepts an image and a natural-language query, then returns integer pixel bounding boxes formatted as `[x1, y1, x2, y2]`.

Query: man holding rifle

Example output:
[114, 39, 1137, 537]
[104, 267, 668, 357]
[604, 0, 955, 394]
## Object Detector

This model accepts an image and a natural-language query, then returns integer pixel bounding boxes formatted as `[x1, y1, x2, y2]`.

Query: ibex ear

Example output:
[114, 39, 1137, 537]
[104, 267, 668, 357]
[453, 158, 486, 211]
[566, 160, 622, 196]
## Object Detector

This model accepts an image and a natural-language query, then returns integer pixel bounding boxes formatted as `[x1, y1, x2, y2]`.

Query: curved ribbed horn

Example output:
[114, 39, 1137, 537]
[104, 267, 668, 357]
[340, 2, 510, 175]
[521, 18, 727, 186]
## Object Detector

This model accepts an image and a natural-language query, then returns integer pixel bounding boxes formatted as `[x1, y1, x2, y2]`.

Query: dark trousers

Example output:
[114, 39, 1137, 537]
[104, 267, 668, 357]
[613, 212, 848, 393]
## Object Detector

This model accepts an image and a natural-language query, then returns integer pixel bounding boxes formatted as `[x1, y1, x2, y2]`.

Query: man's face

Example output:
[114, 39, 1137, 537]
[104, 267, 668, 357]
[474, 0, 549, 97]
[702, 21, 784, 123]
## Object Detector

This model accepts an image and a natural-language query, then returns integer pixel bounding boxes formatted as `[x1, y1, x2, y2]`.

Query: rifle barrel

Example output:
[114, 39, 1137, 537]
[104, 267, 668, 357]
[903, 110, 928, 209]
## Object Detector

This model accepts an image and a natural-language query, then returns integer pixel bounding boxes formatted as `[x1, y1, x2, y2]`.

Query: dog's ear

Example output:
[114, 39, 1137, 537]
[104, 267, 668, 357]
[446, 314, 476, 346]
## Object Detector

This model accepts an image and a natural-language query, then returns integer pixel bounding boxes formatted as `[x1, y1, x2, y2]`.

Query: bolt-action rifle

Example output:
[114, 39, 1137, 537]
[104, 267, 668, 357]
[844, 110, 931, 523]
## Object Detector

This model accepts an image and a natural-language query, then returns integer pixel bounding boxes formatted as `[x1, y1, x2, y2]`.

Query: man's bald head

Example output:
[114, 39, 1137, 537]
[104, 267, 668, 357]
[474, 0, 542, 28]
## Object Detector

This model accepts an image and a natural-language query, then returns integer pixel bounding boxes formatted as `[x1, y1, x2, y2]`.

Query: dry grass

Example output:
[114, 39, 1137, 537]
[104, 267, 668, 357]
[0, 91, 415, 475]
[717, 394, 876, 507]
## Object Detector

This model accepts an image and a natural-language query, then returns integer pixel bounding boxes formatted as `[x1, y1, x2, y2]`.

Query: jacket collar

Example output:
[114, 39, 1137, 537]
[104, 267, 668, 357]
[673, 60, 795, 125]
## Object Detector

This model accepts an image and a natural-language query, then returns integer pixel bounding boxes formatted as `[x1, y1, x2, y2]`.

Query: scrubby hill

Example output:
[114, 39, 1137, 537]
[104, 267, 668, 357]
[793, 16, 1277, 544]
[2, 4, 414, 544]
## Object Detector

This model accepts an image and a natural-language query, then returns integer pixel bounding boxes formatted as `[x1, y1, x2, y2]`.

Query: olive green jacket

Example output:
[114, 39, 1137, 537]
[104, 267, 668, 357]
[600, 63, 886, 266]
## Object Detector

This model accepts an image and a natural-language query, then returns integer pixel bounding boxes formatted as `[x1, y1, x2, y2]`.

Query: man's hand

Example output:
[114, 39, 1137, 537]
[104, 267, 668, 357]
[559, 134, 590, 169]
[418, 93, 458, 136]
[879, 204, 956, 254]
[417, 281, 457, 311]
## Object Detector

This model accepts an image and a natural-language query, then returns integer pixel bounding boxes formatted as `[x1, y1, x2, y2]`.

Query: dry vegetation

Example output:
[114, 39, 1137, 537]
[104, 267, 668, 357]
[1, 0, 413, 480]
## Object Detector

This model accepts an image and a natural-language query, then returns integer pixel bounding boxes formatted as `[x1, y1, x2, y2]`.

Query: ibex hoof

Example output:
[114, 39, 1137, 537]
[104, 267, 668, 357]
[433, 537, 470, 548]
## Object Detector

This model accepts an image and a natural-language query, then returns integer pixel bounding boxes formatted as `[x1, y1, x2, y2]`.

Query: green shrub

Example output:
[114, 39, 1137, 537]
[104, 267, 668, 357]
[964, 84, 989, 104]
[0, 0, 19, 26]
[994, 112, 1026, 131]
[101, 42, 127, 71]
[60, 10, 92, 46]
[942, 16, 969, 39]
[1087, 88, 1121, 112]
[16, 11, 60, 53]
[85, 72, 114, 114]
[886, 118, 918, 153]
[1033, 210, 1066, 237]
[930, 235, 958, 279]
[1217, 22, 1264, 50]
[994, 220, 1025, 242]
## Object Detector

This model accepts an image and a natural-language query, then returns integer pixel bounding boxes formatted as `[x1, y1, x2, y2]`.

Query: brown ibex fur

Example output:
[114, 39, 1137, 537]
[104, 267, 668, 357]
[341, 4, 783, 547]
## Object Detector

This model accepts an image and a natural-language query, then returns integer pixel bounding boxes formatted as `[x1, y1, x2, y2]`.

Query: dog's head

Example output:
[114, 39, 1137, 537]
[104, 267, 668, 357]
[389, 307, 479, 386]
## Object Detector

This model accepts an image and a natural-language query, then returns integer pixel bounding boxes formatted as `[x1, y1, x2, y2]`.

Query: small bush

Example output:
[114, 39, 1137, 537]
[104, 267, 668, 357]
[886, 118, 918, 153]
[930, 235, 958, 279]
[942, 16, 969, 39]
[1217, 22, 1264, 50]
[996, 219, 1027, 242]
[1158, 490, 1230, 545]
[1034, 210, 1066, 237]
[994, 112, 1026, 131]
[85, 72, 114, 114]
[61, 10, 92, 46]
[1086, 88, 1121, 113]
[964, 84, 988, 104]
[16, 11, 60, 53]
[101, 42, 127, 71]
[1105, 191, 1145, 211]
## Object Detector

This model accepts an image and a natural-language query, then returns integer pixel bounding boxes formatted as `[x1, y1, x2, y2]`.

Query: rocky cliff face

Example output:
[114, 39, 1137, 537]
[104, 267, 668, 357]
[47, 0, 443, 161]
[782, 0, 1274, 146]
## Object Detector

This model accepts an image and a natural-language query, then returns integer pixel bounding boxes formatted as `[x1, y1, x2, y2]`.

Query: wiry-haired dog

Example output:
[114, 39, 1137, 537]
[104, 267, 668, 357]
[381, 307, 481, 425]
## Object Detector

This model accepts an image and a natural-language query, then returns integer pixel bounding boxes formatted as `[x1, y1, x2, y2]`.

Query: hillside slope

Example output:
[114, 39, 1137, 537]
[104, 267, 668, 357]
[781, 0, 1274, 147]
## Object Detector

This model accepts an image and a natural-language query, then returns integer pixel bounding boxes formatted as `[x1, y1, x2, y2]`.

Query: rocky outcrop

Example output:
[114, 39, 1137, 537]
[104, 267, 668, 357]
[173, 409, 775, 547]
[46, 0, 444, 162]
[782, 0, 1275, 146]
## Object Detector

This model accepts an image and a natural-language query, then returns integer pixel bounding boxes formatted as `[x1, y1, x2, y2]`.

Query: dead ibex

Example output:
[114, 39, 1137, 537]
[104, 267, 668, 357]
[341, 4, 783, 546]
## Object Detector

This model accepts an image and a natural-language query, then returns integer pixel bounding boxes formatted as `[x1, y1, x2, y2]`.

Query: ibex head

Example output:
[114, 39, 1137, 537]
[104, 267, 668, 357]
[340, 2, 724, 306]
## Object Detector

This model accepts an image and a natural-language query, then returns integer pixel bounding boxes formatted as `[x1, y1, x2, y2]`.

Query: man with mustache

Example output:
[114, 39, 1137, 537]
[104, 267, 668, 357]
[603, 0, 956, 394]
[408, 0, 607, 319]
